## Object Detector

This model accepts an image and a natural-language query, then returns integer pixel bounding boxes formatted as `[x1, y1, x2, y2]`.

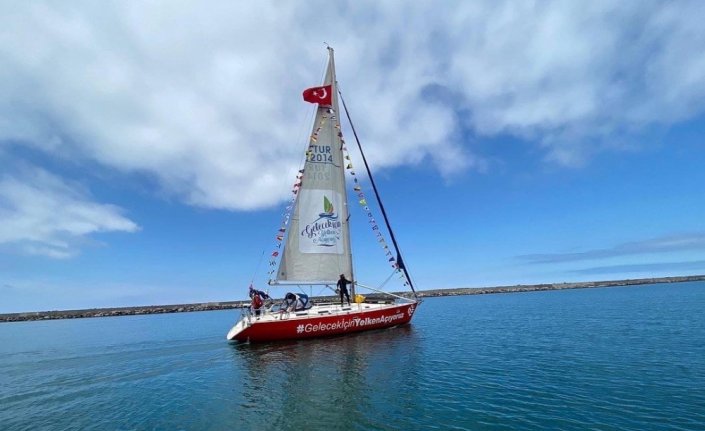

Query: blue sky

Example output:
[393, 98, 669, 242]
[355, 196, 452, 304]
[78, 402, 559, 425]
[2, 1, 705, 312]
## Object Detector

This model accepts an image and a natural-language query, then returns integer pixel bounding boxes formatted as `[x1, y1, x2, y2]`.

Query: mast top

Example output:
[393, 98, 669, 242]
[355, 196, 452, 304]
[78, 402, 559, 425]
[325, 44, 335, 64]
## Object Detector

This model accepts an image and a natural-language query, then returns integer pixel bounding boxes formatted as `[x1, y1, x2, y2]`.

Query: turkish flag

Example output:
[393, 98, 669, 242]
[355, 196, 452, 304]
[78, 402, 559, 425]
[302, 85, 332, 105]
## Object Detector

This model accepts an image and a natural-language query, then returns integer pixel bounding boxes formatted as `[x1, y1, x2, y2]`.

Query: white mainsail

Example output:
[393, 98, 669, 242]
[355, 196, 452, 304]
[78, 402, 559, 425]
[274, 49, 353, 284]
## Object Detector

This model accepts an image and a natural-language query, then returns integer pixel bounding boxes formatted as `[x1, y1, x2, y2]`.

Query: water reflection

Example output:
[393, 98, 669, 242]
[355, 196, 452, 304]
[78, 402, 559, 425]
[229, 326, 422, 430]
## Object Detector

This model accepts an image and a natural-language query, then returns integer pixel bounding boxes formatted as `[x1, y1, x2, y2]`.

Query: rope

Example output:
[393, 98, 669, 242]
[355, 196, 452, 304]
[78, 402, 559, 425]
[355, 282, 416, 303]
[250, 250, 266, 285]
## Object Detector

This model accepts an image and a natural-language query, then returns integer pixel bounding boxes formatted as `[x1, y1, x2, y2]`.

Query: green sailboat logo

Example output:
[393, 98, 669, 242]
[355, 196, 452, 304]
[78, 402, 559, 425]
[318, 195, 338, 220]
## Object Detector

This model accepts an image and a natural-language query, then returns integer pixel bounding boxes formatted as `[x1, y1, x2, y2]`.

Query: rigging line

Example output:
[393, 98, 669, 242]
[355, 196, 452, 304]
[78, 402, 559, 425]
[355, 282, 416, 303]
[378, 269, 398, 290]
[337, 87, 419, 300]
[250, 250, 266, 284]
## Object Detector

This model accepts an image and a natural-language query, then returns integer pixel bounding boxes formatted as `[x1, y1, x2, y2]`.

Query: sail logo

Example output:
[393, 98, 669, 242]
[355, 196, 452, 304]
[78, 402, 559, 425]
[299, 190, 344, 253]
[319, 196, 338, 220]
[301, 215, 341, 247]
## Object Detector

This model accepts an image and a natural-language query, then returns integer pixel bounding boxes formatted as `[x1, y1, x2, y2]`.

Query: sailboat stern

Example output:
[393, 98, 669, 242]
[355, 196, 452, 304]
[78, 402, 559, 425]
[226, 317, 250, 341]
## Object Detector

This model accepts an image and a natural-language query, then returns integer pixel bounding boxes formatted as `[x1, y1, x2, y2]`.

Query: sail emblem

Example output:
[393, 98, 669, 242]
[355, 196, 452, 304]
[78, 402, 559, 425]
[298, 190, 343, 253]
[319, 195, 337, 219]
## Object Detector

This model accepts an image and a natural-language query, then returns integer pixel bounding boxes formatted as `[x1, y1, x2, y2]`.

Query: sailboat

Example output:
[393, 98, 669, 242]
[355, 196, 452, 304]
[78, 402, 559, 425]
[226, 47, 419, 343]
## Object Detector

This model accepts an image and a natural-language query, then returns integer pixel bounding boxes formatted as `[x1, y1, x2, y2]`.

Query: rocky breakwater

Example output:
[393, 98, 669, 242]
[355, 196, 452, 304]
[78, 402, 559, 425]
[0, 301, 248, 323]
[3, 275, 703, 323]
[416, 275, 705, 297]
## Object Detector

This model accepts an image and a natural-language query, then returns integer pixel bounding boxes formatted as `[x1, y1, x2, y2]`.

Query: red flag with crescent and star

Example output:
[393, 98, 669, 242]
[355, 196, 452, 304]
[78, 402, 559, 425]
[302, 85, 332, 105]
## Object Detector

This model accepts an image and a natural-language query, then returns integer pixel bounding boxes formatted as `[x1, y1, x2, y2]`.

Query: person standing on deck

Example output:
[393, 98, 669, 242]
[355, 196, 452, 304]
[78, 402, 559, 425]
[337, 274, 351, 306]
[250, 289, 264, 316]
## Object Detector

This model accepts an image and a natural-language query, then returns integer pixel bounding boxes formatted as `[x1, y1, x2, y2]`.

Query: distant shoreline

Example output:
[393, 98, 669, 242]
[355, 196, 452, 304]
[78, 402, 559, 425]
[2, 275, 704, 323]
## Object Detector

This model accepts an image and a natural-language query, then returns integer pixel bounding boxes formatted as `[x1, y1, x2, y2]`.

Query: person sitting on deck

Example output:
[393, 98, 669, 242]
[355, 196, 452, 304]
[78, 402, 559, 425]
[248, 285, 270, 300]
[282, 292, 311, 312]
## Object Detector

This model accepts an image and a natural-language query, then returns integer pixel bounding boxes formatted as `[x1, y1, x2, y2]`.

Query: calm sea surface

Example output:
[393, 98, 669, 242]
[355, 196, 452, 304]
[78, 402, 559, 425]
[1, 282, 704, 430]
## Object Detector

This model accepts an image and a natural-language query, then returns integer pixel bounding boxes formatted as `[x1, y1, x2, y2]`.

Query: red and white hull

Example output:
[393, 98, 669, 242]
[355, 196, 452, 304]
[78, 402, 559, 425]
[226, 301, 419, 343]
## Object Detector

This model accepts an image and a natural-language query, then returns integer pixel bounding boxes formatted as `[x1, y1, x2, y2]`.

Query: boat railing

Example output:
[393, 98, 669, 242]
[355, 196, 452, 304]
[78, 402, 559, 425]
[238, 293, 411, 324]
[240, 303, 271, 323]
[240, 301, 299, 322]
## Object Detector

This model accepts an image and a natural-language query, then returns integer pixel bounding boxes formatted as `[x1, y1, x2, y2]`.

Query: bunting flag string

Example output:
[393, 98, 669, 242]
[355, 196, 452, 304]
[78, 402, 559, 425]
[266, 108, 410, 288]
[267, 111, 339, 282]
[332, 109, 411, 288]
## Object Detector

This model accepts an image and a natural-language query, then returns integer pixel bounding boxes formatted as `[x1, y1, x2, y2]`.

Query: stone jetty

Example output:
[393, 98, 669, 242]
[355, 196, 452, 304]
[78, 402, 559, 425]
[0, 301, 248, 323]
[1, 274, 703, 323]
[416, 275, 705, 297]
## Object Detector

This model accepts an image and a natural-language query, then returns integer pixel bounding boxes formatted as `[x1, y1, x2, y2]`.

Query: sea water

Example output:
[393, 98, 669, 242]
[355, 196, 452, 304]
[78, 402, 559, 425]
[1, 282, 704, 430]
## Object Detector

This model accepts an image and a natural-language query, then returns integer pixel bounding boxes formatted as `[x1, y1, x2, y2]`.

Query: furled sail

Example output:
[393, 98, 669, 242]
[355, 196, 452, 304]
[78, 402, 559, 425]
[274, 49, 353, 284]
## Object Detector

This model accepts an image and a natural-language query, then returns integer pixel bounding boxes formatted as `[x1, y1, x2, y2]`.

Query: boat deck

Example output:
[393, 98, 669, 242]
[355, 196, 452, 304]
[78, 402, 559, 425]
[247, 300, 399, 323]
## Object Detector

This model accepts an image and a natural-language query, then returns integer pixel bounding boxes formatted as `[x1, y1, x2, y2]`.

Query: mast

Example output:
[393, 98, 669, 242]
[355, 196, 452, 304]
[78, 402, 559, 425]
[328, 47, 356, 298]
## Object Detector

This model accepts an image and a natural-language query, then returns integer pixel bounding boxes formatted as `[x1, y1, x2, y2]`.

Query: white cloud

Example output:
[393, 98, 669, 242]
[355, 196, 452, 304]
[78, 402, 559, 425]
[1, 0, 705, 211]
[0, 165, 139, 258]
